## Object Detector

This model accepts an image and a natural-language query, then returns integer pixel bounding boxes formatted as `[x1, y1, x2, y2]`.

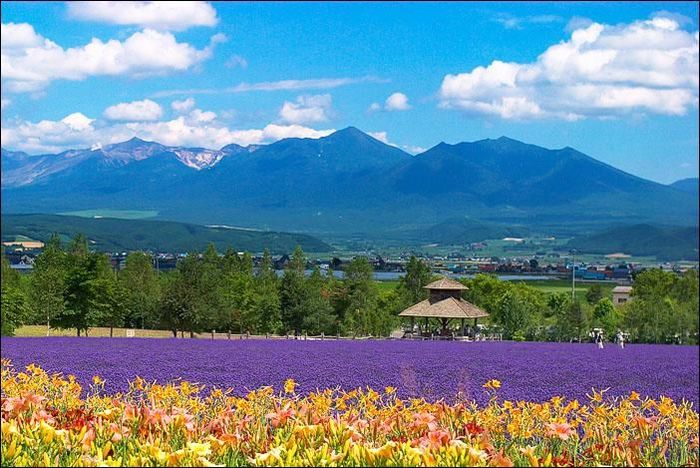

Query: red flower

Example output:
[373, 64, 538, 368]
[466, 421, 484, 436]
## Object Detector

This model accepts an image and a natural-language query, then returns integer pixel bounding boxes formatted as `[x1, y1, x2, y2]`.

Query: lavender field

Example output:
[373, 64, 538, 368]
[2, 338, 698, 406]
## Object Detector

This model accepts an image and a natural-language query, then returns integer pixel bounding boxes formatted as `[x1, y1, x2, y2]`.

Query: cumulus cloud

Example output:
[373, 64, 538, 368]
[66, 1, 218, 31]
[61, 112, 95, 131]
[1, 110, 334, 153]
[278, 94, 332, 124]
[438, 15, 699, 120]
[1, 98, 9, 109]
[171, 97, 196, 113]
[384, 92, 411, 111]
[369, 92, 412, 112]
[1, 22, 224, 92]
[104, 99, 163, 121]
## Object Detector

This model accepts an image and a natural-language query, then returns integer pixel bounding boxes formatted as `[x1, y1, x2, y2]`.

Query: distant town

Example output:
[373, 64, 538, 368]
[5, 237, 696, 283]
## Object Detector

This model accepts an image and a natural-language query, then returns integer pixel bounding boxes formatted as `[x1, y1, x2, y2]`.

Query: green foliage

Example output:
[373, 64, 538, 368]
[53, 240, 119, 336]
[280, 246, 309, 334]
[395, 256, 431, 309]
[621, 268, 698, 344]
[255, 250, 282, 333]
[341, 257, 393, 336]
[1, 255, 29, 336]
[119, 252, 160, 328]
[586, 284, 604, 305]
[28, 234, 67, 328]
[593, 298, 618, 338]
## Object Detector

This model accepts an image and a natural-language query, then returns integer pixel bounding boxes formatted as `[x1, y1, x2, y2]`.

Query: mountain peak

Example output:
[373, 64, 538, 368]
[337, 126, 364, 135]
[329, 126, 369, 140]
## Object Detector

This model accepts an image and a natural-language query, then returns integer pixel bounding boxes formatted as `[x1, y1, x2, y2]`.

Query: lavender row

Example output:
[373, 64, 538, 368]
[2, 338, 697, 407]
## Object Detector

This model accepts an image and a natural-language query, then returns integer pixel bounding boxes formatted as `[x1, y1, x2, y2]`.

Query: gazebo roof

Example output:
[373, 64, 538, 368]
[398, 297, 489, 319]
[423, 277, 468, 290]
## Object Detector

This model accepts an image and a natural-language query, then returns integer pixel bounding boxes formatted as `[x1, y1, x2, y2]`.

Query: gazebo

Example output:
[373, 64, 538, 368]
[399, 277, 489, 336]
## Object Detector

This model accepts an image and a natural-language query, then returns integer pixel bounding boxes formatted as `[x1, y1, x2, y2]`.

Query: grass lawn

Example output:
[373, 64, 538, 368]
[58, 209, 158, 219]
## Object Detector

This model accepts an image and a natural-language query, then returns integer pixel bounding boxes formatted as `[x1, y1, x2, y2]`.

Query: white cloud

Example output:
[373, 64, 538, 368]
[384, 92, 411, 111]
[1, 23, 44, 49]
[187, 108, 217, 123]
[225, 54, 248, 69]
[171, 97, 196, 113]
[1, 98, 9, 109]
[1, 23, 224, 92]
[369, 93, 412, 112]
[368, 131, 390, 144]
[66, 1, 218, 31]
[494, 14, 563, 30]
[2, 110, 334, 153]
[438, 15, 699, 120]
[278, 94, 332, 124]
[104, 99, 163, 121]
[152, 76, 389, 97]
[403, 145, 427, 154]
[368, 131, 425, 153]
[61, 112, 95, 131]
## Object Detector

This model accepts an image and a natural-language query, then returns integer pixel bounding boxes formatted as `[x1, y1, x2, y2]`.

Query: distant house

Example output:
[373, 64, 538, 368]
[612, 286, 633, 305]
[274, 254, 291, 270]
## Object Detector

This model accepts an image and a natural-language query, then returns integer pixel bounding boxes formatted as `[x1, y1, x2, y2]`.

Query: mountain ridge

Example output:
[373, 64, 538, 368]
[2, 128, 697, 235]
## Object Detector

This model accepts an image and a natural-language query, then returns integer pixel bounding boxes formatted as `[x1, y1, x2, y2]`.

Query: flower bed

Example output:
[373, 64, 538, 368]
[1, 360, 698, 467]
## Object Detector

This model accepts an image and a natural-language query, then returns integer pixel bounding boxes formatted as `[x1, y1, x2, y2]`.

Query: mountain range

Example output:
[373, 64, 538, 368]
[2, 127, 697, 236]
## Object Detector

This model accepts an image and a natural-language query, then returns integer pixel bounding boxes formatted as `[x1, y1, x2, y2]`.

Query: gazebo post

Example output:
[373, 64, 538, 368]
[411, 317, 415, 334]
[424, 317, 428, 336]
[461, 318, 465, 336]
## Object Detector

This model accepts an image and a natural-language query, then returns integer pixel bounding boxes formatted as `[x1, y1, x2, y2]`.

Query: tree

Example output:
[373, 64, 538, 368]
[57, 245, 114, 336]
[255, 249, 282, 334]
[396, 256, 432, 307]
[280, 246, 308, 333]
[462, 274, 510, 316]
[567, 300, 591, 342]
[94, 269, 129, 337]
[302, 267, 337, 335]
[593, 298, 618, 338]
[632, 269, 676, 301]
[491, 288, 540, 340]
[219, 252, 257, 334]
[158, 252, 213, 337]
[586, 284, 604, 305]
[341, 257, 393, 336]
[29, 233, 67, 333]
[119, 252, 160, 329]
[1, 255, 28, 336]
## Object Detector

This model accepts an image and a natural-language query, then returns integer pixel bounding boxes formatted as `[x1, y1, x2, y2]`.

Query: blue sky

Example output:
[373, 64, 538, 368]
[1, 1, 698, 183]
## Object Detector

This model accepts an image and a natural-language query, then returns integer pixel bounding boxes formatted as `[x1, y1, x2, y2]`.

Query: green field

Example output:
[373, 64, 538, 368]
[59, 209, 159, 219]
[2, 214, 332, 254]
[373, 278, 615, 302]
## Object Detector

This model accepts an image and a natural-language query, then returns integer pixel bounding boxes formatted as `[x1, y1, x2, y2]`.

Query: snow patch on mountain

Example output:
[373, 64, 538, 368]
[172, 149, 226, 170]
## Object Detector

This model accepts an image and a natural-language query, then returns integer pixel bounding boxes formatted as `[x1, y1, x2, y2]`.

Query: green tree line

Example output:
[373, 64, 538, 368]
[2, 235, 425, 338]
[2, 234, 697, 344]
[458, 271, 698, 344]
